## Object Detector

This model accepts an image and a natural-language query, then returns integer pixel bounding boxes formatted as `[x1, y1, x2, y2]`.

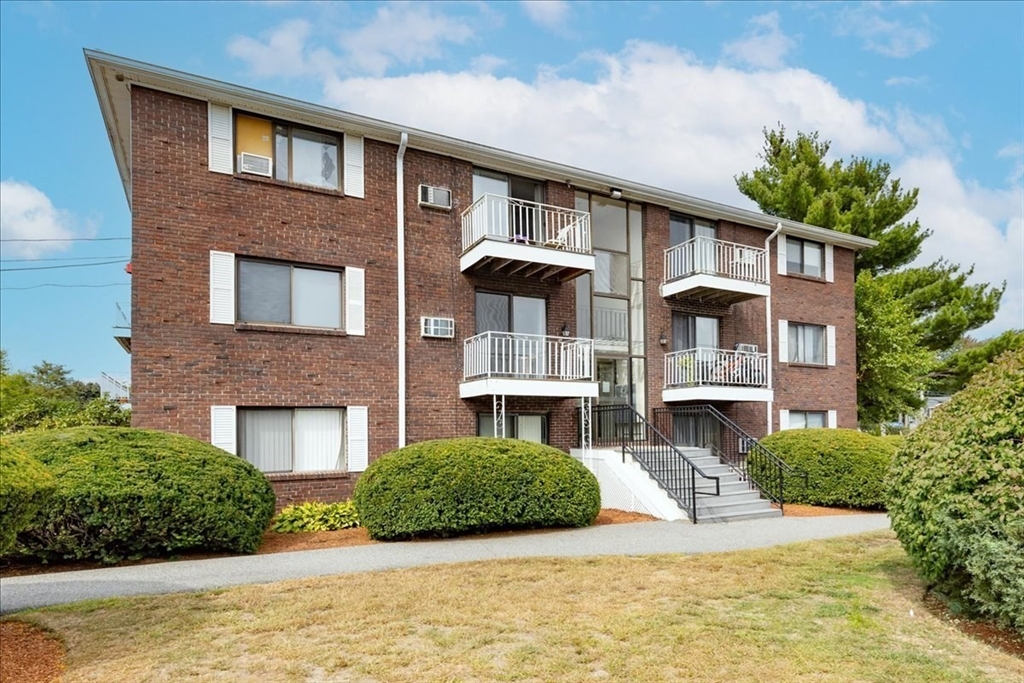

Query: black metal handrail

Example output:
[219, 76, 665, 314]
[586, 404, 720, 523]
[652, 405, 806, 511]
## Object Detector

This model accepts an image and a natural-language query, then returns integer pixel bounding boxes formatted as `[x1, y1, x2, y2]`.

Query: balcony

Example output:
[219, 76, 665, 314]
[113, 301, 130, 353]
[460, 194, 594, 282]
[461, 331, 598, 398]
[663, 347, 772, 403]
[661, 236, 769, 304]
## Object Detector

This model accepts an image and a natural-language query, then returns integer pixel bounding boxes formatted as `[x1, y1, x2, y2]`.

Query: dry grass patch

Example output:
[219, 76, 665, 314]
[29, 531, 1024, 683]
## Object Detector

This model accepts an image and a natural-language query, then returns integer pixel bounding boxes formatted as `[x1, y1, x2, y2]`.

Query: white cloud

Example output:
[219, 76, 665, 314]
[896, 155, 1024, 337]
[722, 11, 796, 69]
[323, 41, 899, 204]
[884, 75, 928, 87]
[0, 180, 80, 259]
[521, 1, 569, 31]
[470, 54, 509, 75]
[227, 19, 320, 78]
[837, 6, 934, 58]
[998, 143, 1024, 185]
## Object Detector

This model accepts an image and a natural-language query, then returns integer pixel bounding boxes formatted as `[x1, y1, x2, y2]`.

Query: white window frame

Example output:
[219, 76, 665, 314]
[236, 407, 346, 474]
[236, 258, 344, 330]
[783, 410, 830, 430]
[779, 321, 836, 366]
[784, 236, 826, 278]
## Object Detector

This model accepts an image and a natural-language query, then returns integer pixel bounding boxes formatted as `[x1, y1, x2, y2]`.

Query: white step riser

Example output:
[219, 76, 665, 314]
[696, 509, 782, 524]
[697, 500, 778, 516]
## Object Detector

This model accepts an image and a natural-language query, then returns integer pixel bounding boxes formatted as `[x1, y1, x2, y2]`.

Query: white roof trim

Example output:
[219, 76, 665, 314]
[84, 49, 878, 251]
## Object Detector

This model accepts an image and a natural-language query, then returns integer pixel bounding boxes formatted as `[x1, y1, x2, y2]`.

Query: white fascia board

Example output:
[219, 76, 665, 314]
[660, 273, 769, 300]
[460, 378, 599, 399]
[83, 49, 877, 251]
[459, 239, 595, 273]
[662, 386, 774, 403]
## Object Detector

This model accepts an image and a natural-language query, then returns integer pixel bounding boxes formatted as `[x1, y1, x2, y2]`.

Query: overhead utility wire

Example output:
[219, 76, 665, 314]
[0, 259, 126, 273]
[0, 237, 130, 243]
[0, 254, 129, 263]
[0, 282, 129, 291]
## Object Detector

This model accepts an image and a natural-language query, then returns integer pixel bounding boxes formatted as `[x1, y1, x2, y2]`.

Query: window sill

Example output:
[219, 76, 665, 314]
[232, 173, 346, 199]
[235, 322, 348, 337]
[783, 271, 828, 283]
[784, 362, 830, 369]
[265, 470, 352, 481]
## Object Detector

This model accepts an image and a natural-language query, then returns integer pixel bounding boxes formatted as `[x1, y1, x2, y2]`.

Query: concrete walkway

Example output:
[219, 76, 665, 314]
[0, 514, 889, 614]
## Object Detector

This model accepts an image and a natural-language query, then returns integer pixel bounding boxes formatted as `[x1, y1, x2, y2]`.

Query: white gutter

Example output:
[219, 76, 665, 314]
[397, 132, 409, 447]
[764, 222, 784, 437]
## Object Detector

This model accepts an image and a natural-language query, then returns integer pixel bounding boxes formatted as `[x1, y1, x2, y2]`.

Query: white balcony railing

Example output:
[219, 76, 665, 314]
[664, 347, 769, 388]
[461, 194, 591, 254]
[664, 236, 768, 284]
[464, 332, 594, 381]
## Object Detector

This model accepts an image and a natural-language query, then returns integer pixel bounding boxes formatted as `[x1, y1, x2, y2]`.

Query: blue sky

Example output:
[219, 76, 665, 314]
[1, 0, 1022, 385]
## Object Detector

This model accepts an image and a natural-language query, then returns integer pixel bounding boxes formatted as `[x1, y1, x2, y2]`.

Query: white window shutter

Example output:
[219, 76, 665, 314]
[825, 243, 835, 282]
[779, 409, 790, 431]
[208, 103, 233, 174]
[826, 325, 837, 366]
[778, 320, 789, 363]
[346, 406, 369, 472]
[345, 267, 365, 336]
[344, 134, 365, 198]
[827, 409, 838, 429]
[777, 235, 787, 275]
[210, 251, 235, 324]
[211, 405, 237, 455]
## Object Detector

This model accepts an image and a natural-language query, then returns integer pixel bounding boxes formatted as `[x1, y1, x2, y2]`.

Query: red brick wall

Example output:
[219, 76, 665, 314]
[267, 472, 355, 511]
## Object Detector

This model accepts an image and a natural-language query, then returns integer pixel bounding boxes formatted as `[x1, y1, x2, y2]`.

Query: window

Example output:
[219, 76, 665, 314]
[786, 237, 824, 278]
[594, 251, 629, 295]
[669, 213, 716, 247]
[478, 413, 547, 443]
[239, 408, 345, 473]
[788, 323, 825, 364]
[235, 113, 339, 190]
[672, 313, 719, 351]
[788, 411, 827, 429]
[237, 260, 342, 329]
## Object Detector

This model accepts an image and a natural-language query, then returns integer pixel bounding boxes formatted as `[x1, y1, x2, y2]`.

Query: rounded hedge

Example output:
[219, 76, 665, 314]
[887, 348, 1024, 631]
[0, 443, 56, 556]
[759, 428, 897, 509]
[4, 426, 276, 563]
[353, 437, 601, 540]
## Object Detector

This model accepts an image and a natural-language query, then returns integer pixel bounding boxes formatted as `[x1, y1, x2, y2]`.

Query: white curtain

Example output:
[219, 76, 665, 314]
[239, 410, 292, 472]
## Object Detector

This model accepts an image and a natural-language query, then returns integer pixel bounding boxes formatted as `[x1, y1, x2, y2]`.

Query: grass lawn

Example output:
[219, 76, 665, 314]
[18, 531, 1024, 682]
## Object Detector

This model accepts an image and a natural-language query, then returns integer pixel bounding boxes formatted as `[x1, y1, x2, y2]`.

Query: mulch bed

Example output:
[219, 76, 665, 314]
[0, 621, 64, 683]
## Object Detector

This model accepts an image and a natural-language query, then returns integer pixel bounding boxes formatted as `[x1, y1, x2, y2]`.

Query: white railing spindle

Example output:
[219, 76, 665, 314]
[663, 236, 768, 285]
[464, 332, 594, 382]
[664, 347, 769, 388]
[461, 194, 591, 254]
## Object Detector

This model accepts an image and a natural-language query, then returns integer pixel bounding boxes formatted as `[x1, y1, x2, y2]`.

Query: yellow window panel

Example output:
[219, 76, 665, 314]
[236, 114, 273, 158]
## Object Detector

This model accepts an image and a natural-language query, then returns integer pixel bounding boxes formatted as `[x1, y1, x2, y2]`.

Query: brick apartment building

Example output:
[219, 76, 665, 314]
[87, 51, 875, 514]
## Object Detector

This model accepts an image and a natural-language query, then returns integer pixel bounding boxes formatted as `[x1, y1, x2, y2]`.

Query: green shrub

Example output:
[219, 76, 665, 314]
[887, 348, 1024, 631]
[759, 428, 897, 509]
[354, 438, 600, 540]
[273, 501, 360, 533]
[0, 443, 56, 555]
[0, 396, 130, 435]
[4, 426, 276, 563]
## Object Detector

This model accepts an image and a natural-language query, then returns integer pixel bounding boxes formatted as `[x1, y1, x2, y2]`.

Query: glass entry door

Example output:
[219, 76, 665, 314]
[476, 292, 546, 377]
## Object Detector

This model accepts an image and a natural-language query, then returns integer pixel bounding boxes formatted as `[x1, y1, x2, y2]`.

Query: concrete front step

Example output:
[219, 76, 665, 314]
[696, 507, 783, 524]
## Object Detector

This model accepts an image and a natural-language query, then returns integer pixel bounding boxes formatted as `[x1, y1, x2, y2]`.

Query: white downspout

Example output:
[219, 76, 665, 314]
[764, 221, 783, 437]
[397, 132, 409, 447]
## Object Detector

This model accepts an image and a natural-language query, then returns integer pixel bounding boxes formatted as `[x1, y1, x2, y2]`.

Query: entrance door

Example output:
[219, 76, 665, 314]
[596, 358, 630, 439]
[476, 292, 546, 377]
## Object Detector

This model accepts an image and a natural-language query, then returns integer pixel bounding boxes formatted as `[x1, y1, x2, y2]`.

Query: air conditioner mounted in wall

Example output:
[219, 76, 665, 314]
[238, 153, 273, 177]
[735, 343, 758, 354]
[421, 317, 455, 338]
[419, 185, 453, 210]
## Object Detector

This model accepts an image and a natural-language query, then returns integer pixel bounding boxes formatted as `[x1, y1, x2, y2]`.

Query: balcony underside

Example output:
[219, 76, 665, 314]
[114, 334, 131, 353]
[461, 377, 599, 399]
[461, 238, 595, 282]
[661, 273, 769, 305]
[662, 386, 773, 403]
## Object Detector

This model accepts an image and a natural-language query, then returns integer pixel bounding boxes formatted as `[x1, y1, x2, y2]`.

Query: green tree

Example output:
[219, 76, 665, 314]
[855, 272, 934, 425]
[736, 126, 1004, 421]
[929, 330, 1024, 395]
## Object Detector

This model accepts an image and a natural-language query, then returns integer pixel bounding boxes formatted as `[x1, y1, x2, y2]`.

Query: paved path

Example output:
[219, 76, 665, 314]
[0, 515, 889, 614]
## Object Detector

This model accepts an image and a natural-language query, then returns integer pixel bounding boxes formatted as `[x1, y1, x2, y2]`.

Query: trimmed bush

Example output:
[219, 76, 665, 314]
[4, 427, 276, 563]
[0, 443, 56, 555]
[759, 428, 897, 509]
[354, 437, 600, 540]
[273, 501, 360, 533]
[887, 348, 1024, 631]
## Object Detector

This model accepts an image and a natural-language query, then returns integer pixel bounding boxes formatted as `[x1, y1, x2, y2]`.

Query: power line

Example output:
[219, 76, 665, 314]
[0, 237, 130, 243]
[0, 259, 127, 272]
[0, 254, 129, 263]
[0, 283, 129, 291]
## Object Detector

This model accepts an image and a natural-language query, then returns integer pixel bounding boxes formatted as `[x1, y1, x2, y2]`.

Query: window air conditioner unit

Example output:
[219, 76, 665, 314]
[419, 185, 452, 210]
[421, 317, 455, 339]
[238, 153, 273, 177]
[735, 343, 758, 354]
